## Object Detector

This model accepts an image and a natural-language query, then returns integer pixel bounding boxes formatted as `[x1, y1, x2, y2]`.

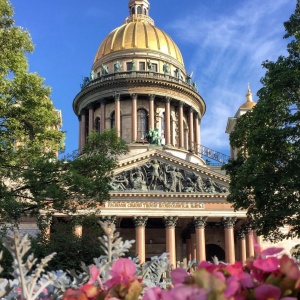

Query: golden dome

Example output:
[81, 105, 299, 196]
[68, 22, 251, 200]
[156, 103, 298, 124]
[94, 19, 184, 65]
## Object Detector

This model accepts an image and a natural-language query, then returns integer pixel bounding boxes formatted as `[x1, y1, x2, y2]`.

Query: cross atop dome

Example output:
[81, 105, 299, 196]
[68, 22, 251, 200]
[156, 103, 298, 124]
[128, 0, 150, 16]
[125, 0, 154, 25]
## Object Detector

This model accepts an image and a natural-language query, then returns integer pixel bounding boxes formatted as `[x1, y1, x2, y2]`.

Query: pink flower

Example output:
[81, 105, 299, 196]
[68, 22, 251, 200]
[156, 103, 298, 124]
[105, 258, 137, 288]
[253, 257, 280, 272]
[143, 287, 163, 300]
[166, 284, 208, 300]
[254, 284, 281, 300]
[280, 254, 300, 281]
[171, 268, 189, 285]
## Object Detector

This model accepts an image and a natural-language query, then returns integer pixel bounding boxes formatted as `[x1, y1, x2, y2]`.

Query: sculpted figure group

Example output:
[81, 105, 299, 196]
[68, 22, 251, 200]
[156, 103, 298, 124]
[111, 159, 229, 193]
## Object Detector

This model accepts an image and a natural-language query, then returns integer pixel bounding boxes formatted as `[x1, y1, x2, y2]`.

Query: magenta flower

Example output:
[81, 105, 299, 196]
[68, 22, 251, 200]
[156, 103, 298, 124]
[253, 257, 280, 272]
[280, 254, 300, 281]
[254, 284, 281, 300]
[105, 258, 137, 288]
[143, 287, 163, 300]
[165, 284, 208, 300]
[170, 268, 189, 285]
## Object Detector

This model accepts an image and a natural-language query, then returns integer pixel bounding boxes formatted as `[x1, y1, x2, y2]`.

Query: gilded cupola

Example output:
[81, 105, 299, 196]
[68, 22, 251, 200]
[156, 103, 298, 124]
[93, 0, 184, 69]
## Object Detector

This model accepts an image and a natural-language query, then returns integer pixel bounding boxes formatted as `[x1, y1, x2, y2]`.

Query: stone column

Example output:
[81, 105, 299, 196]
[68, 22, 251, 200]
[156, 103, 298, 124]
[74, 225, 83, 237]
[193, 216, 207, 262]
[78, 115, 82, 150]
[254, 231, 263, 248]
[88, 105, 94, 134]
[178, 101, 184, 148]
[194, 114, 200, 154]
[186, 237, 192, 262]
[237, 230, 246, 263]
[100, 100, 106, 133]
[148, 94, 155, 130]
[246, 227, 254, 258]
[131, 94, 138, 142]
[189, 108, 194, 151]
[133, 216, 148, 264]
[191, 233, 196, 260]
[222, 217, 237, 264]
[163, 216, 178, 269]
[80, 110, 86, 149]
[114, 94, 121, 137]
[165, 97, 171, 145]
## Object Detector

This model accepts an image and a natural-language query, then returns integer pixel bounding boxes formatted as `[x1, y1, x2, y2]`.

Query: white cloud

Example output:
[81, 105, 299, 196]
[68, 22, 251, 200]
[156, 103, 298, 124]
[167, 0, 296, 154]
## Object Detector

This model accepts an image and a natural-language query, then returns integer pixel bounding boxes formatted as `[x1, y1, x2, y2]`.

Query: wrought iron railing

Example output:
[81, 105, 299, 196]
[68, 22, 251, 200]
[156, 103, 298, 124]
[81, 71, 198, 93]
[196, 145, 230, 165]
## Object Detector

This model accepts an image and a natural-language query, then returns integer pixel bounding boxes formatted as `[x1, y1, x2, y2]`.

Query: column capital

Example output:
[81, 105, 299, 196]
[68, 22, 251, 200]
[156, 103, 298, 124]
[79, 108, 86, 115]
[87, 103, 94, 110]
[100, 215, 116, 226]
[165, 97, 171, 103]
[130, 93, 138, 100]
[221, 217, 237, 229]
[163, 216, 178, 228]
[189, 107, 194, 113]
[100, 99, 106, 105]
[114, 93, 120, 101]
[179, 101, 185, 107]
[133, 216, 148, 227]
[193, 216, 208, 228]
[148, 94, 155, 101]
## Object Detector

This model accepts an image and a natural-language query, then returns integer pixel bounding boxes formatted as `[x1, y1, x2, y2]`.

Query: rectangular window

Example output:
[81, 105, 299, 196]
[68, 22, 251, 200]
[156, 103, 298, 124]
[139, 62, 145, 71]
[152, 63, 158, 72]
[126, 62, 133, 71]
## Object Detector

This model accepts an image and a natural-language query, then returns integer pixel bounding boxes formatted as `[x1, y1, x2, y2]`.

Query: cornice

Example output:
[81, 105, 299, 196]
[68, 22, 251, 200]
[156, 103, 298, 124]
[73, 75, 206, 116]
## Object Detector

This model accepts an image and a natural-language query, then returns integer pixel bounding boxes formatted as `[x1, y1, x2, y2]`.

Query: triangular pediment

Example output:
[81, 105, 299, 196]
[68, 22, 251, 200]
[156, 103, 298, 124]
[111, 150, 229, 194]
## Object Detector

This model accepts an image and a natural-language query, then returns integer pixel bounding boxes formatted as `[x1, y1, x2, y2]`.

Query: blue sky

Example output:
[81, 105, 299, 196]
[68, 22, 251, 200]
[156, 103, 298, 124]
[10, 0, 296, 156]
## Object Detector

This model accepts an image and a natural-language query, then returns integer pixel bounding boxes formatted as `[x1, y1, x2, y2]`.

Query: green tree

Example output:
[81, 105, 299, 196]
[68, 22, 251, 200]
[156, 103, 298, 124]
[224, 1, 300, 241]
[0, 0, 128, 227]
[29, 215, 104, 272]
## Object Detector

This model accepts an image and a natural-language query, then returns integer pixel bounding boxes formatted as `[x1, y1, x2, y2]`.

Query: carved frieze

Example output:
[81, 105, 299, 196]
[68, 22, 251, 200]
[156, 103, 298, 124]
[111, 158, 229, 193]
[105, 201, 205, 209]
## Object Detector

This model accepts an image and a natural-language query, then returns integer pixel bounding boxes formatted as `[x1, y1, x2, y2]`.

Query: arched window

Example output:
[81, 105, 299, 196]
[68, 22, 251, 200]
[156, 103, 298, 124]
[131, 7, 135, 15]
[95, 117, 100, 133]
[137, 6, 142, 14]
[144, 8, 147, 15]
[137, 109, 148, 141]
[111, 111, 115, 129]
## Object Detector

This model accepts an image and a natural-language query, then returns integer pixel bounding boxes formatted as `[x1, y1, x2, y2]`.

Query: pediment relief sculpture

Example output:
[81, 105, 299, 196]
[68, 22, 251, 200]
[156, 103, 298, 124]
[111, 159, 229, 194]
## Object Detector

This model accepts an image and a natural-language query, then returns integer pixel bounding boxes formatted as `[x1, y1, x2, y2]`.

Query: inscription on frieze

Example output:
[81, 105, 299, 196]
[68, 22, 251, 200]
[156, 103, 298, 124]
[105, 201, 205, 209]
[110, 159, 229, 193]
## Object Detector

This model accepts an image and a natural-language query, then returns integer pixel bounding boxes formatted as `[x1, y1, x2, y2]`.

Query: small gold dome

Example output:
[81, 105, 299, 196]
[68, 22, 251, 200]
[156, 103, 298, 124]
[239, 85, 256, 109]
[94, 20, 184, 65]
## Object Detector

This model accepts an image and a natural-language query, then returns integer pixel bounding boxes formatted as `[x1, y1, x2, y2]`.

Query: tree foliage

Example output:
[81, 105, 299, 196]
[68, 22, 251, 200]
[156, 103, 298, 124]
[0, 0, 128, 226]
[224, 1, 300, 241]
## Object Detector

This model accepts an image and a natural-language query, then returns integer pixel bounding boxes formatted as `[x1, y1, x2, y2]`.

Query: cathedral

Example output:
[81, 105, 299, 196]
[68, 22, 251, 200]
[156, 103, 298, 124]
[19, 0, 299, 265]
